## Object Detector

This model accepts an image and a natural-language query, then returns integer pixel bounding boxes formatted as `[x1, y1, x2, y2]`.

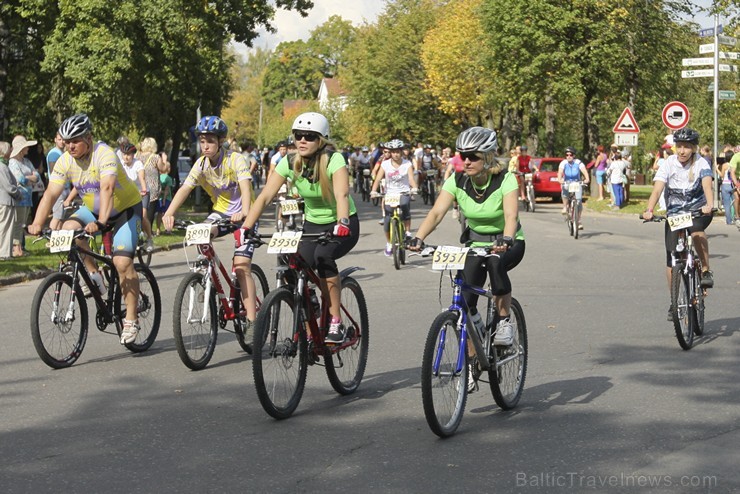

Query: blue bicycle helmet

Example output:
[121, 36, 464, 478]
[195, 116, 228, 138]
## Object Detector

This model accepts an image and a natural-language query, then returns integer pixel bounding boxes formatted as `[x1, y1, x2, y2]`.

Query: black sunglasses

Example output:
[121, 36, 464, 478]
[565, 153, 574, 156]
[460, 152, 482, 162]
[294, 132, 320, 142]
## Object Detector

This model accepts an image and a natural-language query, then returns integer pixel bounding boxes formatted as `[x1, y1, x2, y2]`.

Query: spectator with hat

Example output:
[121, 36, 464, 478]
[8, 135, 40, 256]
[0, 141, 21, 260]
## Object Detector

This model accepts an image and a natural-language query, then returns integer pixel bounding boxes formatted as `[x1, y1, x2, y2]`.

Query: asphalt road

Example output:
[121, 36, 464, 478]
[1, 192, 739, 493]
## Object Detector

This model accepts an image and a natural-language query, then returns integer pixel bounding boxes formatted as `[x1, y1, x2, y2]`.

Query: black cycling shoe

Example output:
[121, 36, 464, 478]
[700, 270, 714, 289]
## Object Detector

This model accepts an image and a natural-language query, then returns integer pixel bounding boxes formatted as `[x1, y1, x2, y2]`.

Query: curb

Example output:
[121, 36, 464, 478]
[0, 242, 186, 288]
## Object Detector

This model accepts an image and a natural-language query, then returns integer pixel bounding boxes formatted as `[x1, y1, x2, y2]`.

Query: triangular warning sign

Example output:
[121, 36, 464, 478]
[613, 107, 640, 133]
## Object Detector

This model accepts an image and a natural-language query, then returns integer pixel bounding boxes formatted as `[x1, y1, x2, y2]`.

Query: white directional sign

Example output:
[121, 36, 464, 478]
[719, 52, 739, 60]
[682, 58, 714, 66]
[718, 35, 737, 46]
[614, 133, 638, 146]
[719, 90, 736, 101]
[681, 69, 714, 78]
[700, 43, 715, 54]
[718, 64, 737, 72]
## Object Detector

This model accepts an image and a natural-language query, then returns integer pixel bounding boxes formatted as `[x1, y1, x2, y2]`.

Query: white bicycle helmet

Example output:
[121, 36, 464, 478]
[456, 127, 498, 169]
[385, 139, 405, 150]
[292, 112, 330, 138]
[59, 113, 93, 140]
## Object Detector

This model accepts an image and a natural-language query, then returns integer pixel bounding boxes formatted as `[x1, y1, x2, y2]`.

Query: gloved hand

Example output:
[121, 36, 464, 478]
[408, 236, 424, 251]
[410, 188, 418, 195]
[370, 191, 380, 198]
[333, 224, 351, 237]
[237, 226, 256, 245]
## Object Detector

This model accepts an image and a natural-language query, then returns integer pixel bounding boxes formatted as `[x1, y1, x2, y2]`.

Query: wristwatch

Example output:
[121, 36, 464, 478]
[501, 236, 514, 247]
[338, 217, 350, 226]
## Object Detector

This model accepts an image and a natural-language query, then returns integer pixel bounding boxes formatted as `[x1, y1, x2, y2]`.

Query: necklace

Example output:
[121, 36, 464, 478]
[469, 175, 490, 199]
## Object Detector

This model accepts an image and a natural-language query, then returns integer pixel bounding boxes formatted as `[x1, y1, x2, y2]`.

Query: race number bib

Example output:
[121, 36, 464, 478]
[281, 199, 300, 216]
[185, 223, 212, 245]
[426, 169, 437, 178]
[667, 213, 692, 232]
[385, 193, 401, 208]
[267, 231, 302, 254]
[49, 230, 74, 253]
[432, 246, 469, 271]
[567, 182, 581, 193]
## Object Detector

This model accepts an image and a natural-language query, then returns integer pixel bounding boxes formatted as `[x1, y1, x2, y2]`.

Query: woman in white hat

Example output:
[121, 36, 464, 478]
[0, 141, 22, 259]
[8, 135, 41, 257]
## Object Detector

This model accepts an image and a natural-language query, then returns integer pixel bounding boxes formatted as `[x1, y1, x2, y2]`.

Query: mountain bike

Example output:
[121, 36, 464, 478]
[516, 172, 536, 212]
[136, 231, 153, 266]
[413, 245, 527, 437]
[250, 231, 369, 419]
[642, 210, 713, 350]
[421, 168, 437, 205]
[375, 191, 411, 270]
[563, 181, 584, 239]
[275, 196, 305, 233]
[361, 168, 372, 202]
[29, 227, 161, 368]
[172, 219, 269, 369]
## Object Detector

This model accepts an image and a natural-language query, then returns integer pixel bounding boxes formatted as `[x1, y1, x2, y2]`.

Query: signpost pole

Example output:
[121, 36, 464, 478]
[712, 10, 720, 208]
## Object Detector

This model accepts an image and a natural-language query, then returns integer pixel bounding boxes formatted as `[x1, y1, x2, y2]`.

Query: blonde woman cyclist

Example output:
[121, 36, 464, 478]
[242, 112, 360, 345]
[162, 116, 259, 338]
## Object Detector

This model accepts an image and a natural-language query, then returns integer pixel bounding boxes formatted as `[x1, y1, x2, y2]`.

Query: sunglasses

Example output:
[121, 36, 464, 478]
[294, 132, 320, 142]
[460, 152, 482, 162]
[565, 153, 574, 157]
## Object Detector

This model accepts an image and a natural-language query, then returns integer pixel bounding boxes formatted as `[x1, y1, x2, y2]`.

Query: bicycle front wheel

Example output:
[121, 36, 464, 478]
[173, 272, 218, 369]
[325, 277, 369, 395]
[253, 287, 307, 419]
[527, 186, 536, 212]
[671, 266, 694, 350]
[30, 272, 89, 369]
[136, 245, 152, 267]
[489, 298, 528, 409]
[121, 264, 161, 352]
[421, 310, 468, 438]
[691, 266, 705, 336]
[572, 203, 579, 240]
[391, 218, 401, 270]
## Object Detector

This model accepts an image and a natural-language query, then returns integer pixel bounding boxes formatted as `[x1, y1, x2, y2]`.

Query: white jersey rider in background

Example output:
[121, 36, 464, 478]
[370, 139, 417, 256]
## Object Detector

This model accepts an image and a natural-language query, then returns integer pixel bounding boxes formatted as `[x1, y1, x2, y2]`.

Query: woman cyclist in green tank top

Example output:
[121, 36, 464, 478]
[410, 127, 525, 349]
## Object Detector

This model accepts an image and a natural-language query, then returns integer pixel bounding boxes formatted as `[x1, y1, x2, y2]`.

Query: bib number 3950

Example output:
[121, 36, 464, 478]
[267, 231, 302, 254]
[185, 224, 212, 245]
[49, 230, 74, 253]
[432, 246, 469, 271]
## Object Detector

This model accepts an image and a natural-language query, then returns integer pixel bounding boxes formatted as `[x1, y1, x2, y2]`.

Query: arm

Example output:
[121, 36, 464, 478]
[332, 165, 351, 222]
[243, 166, 286, 229]
[28, 182, 65, 234]
[700, 175, 713, 215]
[581, 164, 590, 183]
[64, 187, 78, 206]
[408, 165, 418, 190]
[162, 184, 194, 231]
[93, 174, 116, 229]
[443, 162, 453, 181]
[642, 180, 666, 220]
[414, 190, 454, 242]
[137, 169, 147, 195]
[557, 164, 564, 183]
[491, 189, 519, 254]
[232, 179, 252, 223]
[371, 166, 385, 193]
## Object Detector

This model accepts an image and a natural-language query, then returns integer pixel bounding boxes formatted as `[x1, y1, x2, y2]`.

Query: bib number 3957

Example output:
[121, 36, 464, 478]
[267, 231, 302, 254]
[432, 246, 469, 271]
[185, 224, 212, 245]
[49, 230, 74, 253]
[667, 213, 692, 232]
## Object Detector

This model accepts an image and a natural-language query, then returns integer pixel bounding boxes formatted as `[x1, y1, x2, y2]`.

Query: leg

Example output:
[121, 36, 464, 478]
[691, 231, 710, 272]
[114, 255, 140, 321]
[233, 256, 257, 322]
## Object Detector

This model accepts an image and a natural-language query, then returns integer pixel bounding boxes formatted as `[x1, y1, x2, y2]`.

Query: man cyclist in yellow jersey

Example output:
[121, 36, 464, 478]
[162, 116, 259, 340]
[28, 114, 144, 344]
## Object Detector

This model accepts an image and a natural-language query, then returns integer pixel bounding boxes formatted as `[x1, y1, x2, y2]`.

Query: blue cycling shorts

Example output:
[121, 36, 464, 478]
[69, 204, 142, 258]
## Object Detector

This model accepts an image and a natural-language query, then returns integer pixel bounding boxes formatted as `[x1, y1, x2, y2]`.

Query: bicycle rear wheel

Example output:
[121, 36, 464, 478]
[489, 298, 528, 409]
[136, 243, 152, 267]
[30, 272, 89, 369]
[121, 264, 161, 353]
[671, 266, 694, 350]
[421, 310, 468, 438]
[429, 182, 435, 204]
[325, 277, 369, 394]
[253, 287, 307, 419]
[391, 217, 401, 270]
[173, 272, 218, 369]
[235, 263, 270, 353]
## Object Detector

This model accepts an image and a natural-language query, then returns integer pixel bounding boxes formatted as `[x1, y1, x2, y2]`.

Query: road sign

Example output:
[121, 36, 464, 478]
[719, 90, 736, 101]
[718, 64, 737, 72]
[700, 43, 715, 54]
[681, 69, 714, 78]
[719, 51, 739, 60]
[612, 107, 640, 134]
[708, 83, 714, 91]
[614, 133, 638, 147]
[718, 35, 737, 46]
[699, 25, 722, 37]
[662, 101, 690, 130]
[682, 58, 714, 66]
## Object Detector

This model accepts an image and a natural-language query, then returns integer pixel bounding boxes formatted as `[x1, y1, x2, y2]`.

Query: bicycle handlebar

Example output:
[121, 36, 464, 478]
[640, 208, 717, 223]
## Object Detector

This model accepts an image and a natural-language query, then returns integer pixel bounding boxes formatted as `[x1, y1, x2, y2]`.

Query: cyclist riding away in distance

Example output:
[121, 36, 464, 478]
[410, 126, 525, 351]
[242, 111, 360, 345]
[558, 146, 590, 228]
[162, 116, 259, 339]
[642, 127, 714, 317]
[370, 139, 418, 256]
[355, 146, 372, 193]
[28, 113, 144, 344]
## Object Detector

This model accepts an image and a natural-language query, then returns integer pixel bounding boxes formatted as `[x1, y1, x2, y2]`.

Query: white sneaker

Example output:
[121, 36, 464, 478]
[467, 363, 478, 393]
[494, 317, 514, 346]
[145, 237, 154, 252]
[86, 272, 107, 297]
[120, 320, 140, 344]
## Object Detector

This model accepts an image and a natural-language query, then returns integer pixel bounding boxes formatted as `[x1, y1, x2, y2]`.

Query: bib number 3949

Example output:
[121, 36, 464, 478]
[667, 213, 692, 232]
[185, 224, 212, 245]
[49, 230, 74, 253]
[267, 231, 302, 254]
[432, 246, 469, 271]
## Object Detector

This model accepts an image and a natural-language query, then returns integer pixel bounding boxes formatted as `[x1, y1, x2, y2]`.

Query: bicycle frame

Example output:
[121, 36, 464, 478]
[188, 242, 243, 325]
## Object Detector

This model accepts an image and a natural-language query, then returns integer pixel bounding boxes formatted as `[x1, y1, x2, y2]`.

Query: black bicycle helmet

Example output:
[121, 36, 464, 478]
[58, 113, 93, 140]
[385, 139, 405, 150]
[121, 143, 137, 155]
[673, 127, 700, 145]
[565, 146, 577, 156]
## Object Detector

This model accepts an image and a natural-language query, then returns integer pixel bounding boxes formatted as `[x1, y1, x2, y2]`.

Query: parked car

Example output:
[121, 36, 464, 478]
[530, 157, 565, 199]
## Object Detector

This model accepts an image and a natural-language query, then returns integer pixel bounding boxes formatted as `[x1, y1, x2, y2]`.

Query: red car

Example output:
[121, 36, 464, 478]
[530, 157, 565, 199]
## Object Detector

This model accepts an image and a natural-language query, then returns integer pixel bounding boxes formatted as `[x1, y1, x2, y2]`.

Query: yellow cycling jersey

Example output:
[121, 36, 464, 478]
[183, 150, 253, 215]
[49, 142, 141, 215]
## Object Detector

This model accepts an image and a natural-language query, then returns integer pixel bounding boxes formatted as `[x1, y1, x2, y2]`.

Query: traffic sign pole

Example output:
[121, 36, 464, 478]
[712, 13, 720, 208]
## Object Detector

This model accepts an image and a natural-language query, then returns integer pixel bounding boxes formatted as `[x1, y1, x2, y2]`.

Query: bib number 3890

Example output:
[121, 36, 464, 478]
[185, 224, 212, 245]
